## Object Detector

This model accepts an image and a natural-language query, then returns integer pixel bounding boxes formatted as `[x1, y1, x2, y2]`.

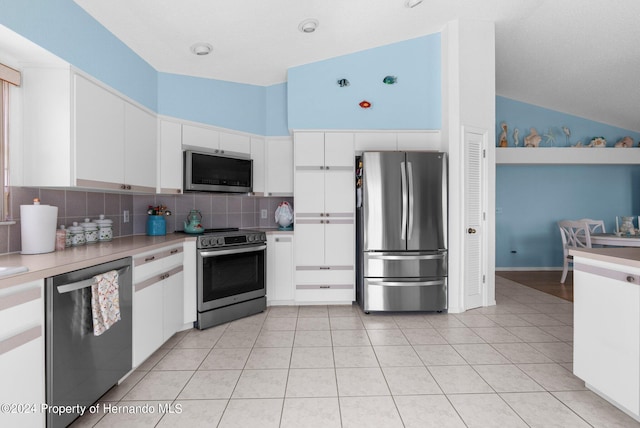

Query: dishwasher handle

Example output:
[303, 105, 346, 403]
[56, 266, 130, 294]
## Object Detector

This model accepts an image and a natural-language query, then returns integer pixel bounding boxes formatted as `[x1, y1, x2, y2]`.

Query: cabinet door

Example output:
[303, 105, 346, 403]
[159, 120, 183, 194]
[266, 137, 293, 195]
[354, 132, 397, 152]
[295, 171, 325, 215]
[267, 235, 294, 302]
[163, 270, 184, 341]
[0, 280, 45, 428]
[251, 137, 266, 194]
[75, 74, 125, 185]
[295, 132, 325, 167]
[220, 132, 251, 155]
[324, 221, 354, 267]
[324, 170, 354, 215]
[294, 222, 325, 267]
[125, 103, 157, 191]
[182, 124, 220, 151]
[325, 133, 354, 167]
[397, 131, 442, 151]
[133, 281, 164, 367]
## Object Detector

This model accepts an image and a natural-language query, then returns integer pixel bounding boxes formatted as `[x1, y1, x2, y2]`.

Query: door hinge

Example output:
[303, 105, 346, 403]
[483, 212, 486, 221]
[482, 149, 486, 158]
[482, 274, 486, 283]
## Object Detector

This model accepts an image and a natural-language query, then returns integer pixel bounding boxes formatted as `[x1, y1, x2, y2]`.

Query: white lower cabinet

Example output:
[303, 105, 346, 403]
[132, 244, 184, 367]
[266, 234, 294, 304]
[0, 280, 45, 428]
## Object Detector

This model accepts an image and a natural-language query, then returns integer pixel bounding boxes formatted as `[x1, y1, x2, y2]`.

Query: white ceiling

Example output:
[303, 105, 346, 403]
[63, 0, 640, 132]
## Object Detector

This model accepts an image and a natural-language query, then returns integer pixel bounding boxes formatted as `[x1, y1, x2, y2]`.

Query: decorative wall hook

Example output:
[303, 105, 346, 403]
[337, 78, 350, 87]
[359, 100, 372, 109]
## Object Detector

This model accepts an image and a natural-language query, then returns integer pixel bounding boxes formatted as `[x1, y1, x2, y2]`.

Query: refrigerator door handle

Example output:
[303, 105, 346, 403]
[401, 161, 408, 241]
[367, 253, 445, 260]
[368, 279, 446, 287]
[407, 161, 414, 239]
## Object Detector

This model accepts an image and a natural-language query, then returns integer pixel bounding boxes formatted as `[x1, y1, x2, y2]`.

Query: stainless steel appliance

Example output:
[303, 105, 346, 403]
[45, 257, 132, 428]
[194, 228, 267, 329]
[356, 151, 447, 312]
[183, 148, 252, 193]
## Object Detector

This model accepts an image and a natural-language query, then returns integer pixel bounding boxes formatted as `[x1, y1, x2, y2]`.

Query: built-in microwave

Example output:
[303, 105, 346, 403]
[183, 148, 252, 193]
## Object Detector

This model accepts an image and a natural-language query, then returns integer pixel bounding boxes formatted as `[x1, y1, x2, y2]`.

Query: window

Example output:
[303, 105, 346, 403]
[0, 63, 21, 221]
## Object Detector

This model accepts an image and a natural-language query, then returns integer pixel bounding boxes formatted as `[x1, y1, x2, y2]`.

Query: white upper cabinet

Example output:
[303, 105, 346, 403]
[325, 133, 355, 167]
[182, 124, 220, 152]
[75, 74, 126, 187]
[250, 136, 266, 194]
[265, 137, 294, 195]
[158, 119, 183, 194]
[220, 132, 251, 155]
[124, 103, 157, 190]
[22, 67, 157, 192]
[182, 124, 251, 156]
[397, 131, 442, 151]
[295, 132, 325, 167]
[355, 132, 396, 152]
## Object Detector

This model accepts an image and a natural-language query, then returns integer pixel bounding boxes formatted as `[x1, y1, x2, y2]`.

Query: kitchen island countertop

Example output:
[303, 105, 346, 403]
[569, 247, 640, 270]
[0, 233, 195, 290]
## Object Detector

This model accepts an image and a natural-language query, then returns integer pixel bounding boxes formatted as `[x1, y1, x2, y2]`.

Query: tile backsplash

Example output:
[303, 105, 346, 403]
[0, 187, 292, 254]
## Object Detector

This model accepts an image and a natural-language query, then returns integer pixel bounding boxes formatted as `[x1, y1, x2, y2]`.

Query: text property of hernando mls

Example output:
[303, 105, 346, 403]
[1, 402, 183, 416]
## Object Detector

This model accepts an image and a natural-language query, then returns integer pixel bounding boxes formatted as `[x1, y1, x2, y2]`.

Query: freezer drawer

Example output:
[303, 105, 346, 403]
[363, 278, 447, 312]
[363, 251, 446, 278]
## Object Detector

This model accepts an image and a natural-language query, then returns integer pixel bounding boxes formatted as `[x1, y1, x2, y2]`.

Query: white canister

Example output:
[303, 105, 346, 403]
[20, 198, 59, 254]
[80, 218, 99, 244]
[68, 222, 86, 246]
[94, 214, 113, 242]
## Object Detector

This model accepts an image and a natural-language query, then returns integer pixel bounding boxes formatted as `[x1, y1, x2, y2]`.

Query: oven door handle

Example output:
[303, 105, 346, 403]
[200, 244, 267, 258]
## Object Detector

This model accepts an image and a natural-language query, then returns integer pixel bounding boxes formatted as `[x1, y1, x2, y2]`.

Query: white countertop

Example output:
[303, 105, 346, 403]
[570, 247, 640, 269]
[0, 228, 290, 290]
[0, 234, 195, 289]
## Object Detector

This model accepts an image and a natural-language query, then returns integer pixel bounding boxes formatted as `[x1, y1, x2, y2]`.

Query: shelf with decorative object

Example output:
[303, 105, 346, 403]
[496, 147, 640, 165]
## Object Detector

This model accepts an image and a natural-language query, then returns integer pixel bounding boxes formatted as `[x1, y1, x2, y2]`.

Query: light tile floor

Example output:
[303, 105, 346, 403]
[71, 276, 640, 427]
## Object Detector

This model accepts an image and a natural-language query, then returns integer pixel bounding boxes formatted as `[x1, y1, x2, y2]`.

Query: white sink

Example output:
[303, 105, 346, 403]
[0, 266, 29, 277]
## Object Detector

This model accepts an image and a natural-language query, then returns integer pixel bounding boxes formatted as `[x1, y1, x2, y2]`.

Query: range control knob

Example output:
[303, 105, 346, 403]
[217, 237, 225, 245]
[247, 235, 254, 242]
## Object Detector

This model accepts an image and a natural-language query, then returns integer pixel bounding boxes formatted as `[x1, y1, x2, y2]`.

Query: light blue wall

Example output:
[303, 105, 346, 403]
[158, 73, 267, 135]
[266, 83, 289, 136]
[496, 96, 640, 268]
[1, 0, 158, 111]
[288, 34, 441, 130]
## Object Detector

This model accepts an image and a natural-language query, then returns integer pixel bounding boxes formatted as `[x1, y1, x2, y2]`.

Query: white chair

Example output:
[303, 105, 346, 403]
[578, 218, 605, 234]
[558, 220, 592, 283]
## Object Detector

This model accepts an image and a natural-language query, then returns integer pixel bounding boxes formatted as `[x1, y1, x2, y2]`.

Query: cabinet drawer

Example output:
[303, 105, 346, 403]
[134, 245, 183, 282]
[295, 267, 354, 285]
[295, 287, 354, 303]
[0, 281, 43, 339]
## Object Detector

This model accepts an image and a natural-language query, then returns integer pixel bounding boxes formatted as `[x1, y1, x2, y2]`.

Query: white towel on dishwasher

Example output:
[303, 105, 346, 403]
[91, 270, 121, 336]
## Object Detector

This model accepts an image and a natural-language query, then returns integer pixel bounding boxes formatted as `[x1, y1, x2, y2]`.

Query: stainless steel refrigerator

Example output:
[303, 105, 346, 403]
[356, 151, 447, 312]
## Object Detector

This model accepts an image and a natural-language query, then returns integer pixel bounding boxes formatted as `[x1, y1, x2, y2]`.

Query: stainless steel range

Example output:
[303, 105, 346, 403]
[193, 228, 267, 329]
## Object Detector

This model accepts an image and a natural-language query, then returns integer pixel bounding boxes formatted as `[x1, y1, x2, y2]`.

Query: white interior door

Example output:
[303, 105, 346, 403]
[463, 128, 486, 310]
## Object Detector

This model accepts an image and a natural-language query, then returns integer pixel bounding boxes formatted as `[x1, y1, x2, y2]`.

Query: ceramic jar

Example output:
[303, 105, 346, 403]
[69, 222, 86, 246]
[81, 218, 99, 244]
[94, 214, 113, 242]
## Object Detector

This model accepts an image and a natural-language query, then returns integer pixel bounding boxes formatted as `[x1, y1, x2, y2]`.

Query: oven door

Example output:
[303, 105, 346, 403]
[197, 243, 266, 311]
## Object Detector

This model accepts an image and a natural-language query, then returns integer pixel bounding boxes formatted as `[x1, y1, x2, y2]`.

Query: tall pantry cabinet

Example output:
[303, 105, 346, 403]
[294, 132, 355, 303]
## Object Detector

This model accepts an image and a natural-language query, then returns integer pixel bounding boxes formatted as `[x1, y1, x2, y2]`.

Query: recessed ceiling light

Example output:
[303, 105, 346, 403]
[405, 0, 423, 8]
[190, 42, 213, 56]
[298, 19, 319, 33]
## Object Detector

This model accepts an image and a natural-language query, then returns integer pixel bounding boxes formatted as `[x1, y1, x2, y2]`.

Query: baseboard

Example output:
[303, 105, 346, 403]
[495, 267, 563, 272]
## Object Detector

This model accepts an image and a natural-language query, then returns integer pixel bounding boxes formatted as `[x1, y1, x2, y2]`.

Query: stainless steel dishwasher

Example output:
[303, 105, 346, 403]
[45, 257, 132, 428]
